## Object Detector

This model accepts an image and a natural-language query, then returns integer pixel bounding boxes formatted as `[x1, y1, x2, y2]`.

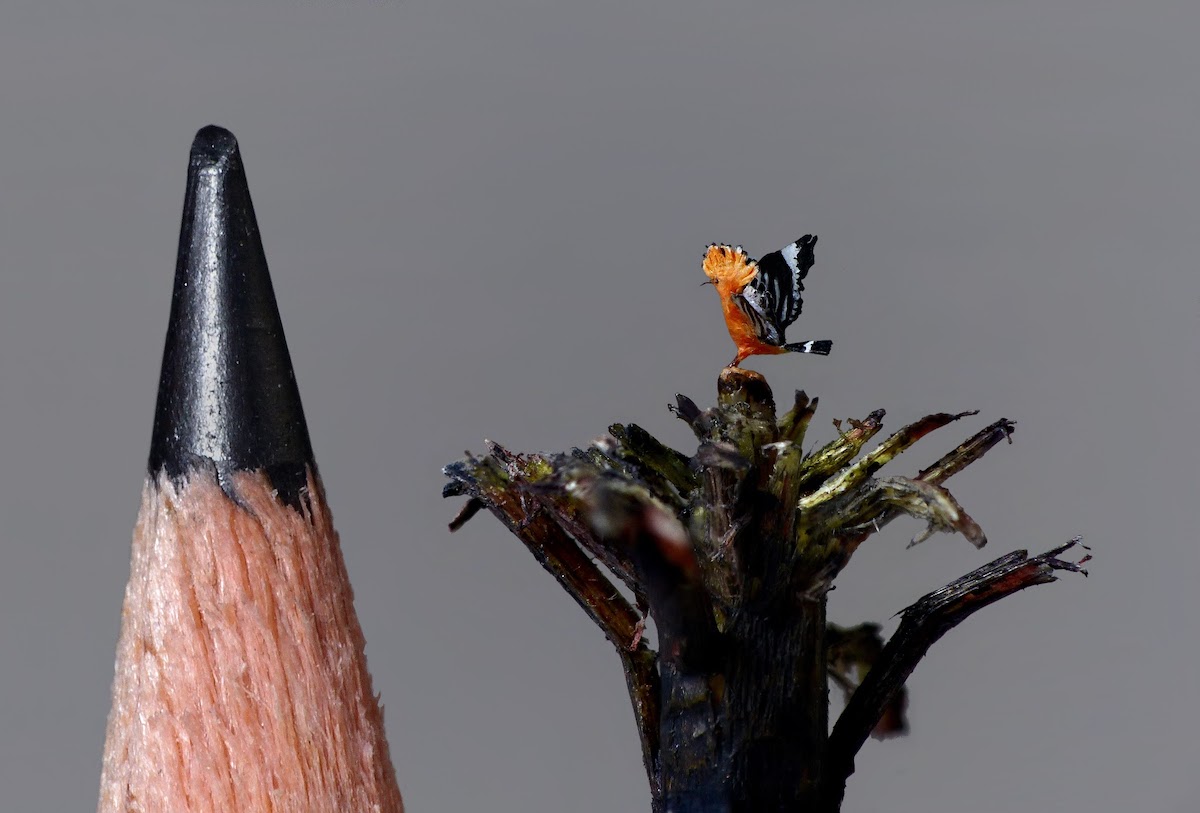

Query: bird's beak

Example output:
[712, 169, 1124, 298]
[700, 279, 713, 286]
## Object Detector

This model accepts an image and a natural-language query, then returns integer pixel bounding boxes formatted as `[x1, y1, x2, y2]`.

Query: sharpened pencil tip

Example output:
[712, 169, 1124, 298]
[149, 126, 315, 506]
[190, 124, 239, 162]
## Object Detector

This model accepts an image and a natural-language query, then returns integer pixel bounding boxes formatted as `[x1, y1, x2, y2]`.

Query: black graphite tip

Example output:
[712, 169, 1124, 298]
[149, 125, 315, 507]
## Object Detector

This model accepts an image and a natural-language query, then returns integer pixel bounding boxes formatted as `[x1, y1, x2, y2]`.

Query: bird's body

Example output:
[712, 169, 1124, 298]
[703, 235, 832, 367]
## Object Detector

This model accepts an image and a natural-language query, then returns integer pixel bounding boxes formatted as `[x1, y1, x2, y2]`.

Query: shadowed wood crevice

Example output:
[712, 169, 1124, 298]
[444, 368, 1085, 812]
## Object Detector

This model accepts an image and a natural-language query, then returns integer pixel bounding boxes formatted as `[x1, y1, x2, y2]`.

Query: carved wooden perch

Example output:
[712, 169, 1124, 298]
[443, 367, 1087, 813]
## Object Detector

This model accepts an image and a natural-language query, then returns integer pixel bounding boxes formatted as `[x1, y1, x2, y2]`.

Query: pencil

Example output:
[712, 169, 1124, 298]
[97, 126, 404, 813]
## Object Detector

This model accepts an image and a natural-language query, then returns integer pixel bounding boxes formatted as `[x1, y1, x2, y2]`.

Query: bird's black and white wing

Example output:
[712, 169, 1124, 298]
[733, 288, 782, 344]
[735, 234, 817, 346]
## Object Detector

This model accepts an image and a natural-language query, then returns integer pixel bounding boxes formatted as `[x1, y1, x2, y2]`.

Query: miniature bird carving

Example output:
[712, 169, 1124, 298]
[703, 234, 832, 367]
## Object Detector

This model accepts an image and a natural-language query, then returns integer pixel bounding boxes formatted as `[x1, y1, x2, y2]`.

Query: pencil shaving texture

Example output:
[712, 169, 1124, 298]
[99, 469, 403, 813]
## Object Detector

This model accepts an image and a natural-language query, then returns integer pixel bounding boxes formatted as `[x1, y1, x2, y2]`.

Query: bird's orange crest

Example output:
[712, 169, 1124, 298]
[702, 244, 759, 294]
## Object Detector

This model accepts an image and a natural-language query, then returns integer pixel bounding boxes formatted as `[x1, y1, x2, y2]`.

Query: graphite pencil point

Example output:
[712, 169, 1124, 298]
[101, 126, 402, 813]
[148, 125, 314, 505]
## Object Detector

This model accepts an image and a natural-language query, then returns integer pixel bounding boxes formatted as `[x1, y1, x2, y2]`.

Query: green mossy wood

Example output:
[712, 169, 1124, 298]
[443, 367, 1087, 813]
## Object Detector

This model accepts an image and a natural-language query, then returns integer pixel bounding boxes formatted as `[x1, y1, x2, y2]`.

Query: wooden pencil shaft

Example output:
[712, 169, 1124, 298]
[98, 468, 403, 813]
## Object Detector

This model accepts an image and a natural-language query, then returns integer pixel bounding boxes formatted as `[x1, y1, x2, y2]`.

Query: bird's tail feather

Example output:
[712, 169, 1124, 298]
[784, 339, 832, 356]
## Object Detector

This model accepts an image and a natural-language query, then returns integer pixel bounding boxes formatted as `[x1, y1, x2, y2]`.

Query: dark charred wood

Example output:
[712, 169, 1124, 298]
[443, 369, 1083, 812]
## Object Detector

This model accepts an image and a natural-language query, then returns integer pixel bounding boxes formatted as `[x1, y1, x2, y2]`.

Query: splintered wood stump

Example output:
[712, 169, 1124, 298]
[444, 368, 1087, 813]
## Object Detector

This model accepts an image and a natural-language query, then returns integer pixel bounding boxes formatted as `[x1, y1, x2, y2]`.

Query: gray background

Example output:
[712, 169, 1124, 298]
[0, 1, 1193, 811]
